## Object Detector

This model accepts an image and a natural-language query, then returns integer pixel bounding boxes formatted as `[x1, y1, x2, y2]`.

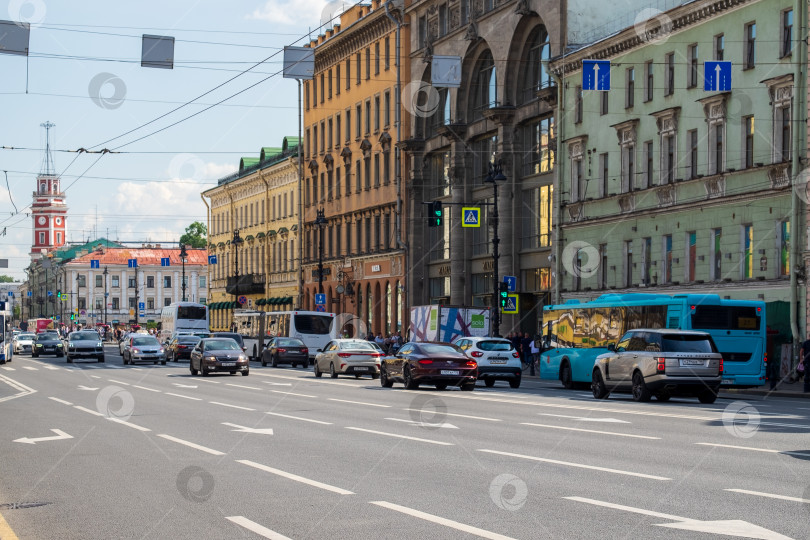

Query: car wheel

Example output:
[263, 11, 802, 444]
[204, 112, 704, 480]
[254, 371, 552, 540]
[67, 357, 73, 363]
[261, 355, 267, 367]
[161, 360, 166, 365]
[190, 361, 198, 376]
[98, 357, 105, 363]
[403, 366, 418, 390]
[380, 365, 393, 388]
[32, 352, 38, 358]
[484, 378, 495, 388]
[329, 363, 338, 379]
[631, 371, 651, 402]
[697, 388, 718, 404]
[560, 361, 573, 389]
[153, 361, 157, 365]
[242, 370, 249, 377]
[230, 371, 236, 375]
[591, 370, 610, 399]
[301, 361, 309, 369]
[655, 392, 671, 402]
[314, 362, 323, 378]
[435, 383, 447, 391]
[173, 352, 178, 363]
[201, 364, 209, 377]
[371, 373, 380, 380]
[460, 383, 475, 392]
[509, 378, 521, 389]
[271, 354, 279, 368]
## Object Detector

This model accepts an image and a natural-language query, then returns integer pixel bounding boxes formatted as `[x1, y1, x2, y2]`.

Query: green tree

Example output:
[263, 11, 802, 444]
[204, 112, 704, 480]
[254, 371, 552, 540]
[179, 221, 207, 248]
[0, 275, 14, 283]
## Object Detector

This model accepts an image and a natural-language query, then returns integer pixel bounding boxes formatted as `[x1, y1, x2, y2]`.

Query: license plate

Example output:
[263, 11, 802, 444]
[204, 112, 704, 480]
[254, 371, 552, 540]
[354, 367, 368, 371]
[722, 379, 734, 385]
[220, 362, 236, 367]
[440, 370, 460, 375]
[680, 359, 705, 366]
[490, 360, 507, 365]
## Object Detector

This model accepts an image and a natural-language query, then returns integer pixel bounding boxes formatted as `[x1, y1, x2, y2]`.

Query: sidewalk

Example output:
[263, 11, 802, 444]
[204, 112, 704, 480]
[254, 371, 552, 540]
[721, 378, 810, 400]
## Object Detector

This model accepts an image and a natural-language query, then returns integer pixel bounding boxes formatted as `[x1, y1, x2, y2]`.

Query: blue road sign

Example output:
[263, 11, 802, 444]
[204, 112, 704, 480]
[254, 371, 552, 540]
[582, 60, 610, 91]
[138, 302, 145, 310]
[47, 290, 53, 296]
[90, 260, 100, 269]
[6, 291, 12, 297]
[462, 207, 481, 228]
[504, 276, 517, 292]
[55, 315, 60, 320]
[315, 293, 326, 305]
[315, 305, 326, 312]
[502, 294, 519, 314]
[27, 291, 32, 297]
[161, 257, 171, 267]
[128, 259, 138, 268]
[704, 61, 731, 92]
[208, 255, 218, 265]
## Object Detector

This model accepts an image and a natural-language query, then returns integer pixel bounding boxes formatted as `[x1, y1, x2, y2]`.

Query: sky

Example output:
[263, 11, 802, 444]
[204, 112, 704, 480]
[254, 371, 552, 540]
[0, 0, 341, 281]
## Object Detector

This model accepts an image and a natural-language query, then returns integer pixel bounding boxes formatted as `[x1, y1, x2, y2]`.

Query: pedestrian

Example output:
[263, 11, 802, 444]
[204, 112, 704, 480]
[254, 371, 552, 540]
[529, 336, 539, 376]
[521, 332, 532, 371]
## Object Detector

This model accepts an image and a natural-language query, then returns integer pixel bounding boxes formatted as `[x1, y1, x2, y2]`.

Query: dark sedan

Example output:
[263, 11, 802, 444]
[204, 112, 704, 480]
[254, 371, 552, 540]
[32, 332, 65, 358]
[165, 335, 201, 362]
[189, 338, 249, 377]
[380, 342, 478, 391]
[261, 337, 308, 368]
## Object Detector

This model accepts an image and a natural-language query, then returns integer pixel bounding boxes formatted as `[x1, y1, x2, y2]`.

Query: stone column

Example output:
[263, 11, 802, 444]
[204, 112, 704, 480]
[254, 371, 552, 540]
[399, 139, 426, 310]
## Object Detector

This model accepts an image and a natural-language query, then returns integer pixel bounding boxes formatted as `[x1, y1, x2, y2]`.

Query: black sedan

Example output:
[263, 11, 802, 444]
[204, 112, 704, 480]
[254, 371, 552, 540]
[261, 337, 308, 368]
[165, 335, 201, 362]
[32, 332, 65, 358]
[189, 338, 249, 377]
[380, 342, 478, 391]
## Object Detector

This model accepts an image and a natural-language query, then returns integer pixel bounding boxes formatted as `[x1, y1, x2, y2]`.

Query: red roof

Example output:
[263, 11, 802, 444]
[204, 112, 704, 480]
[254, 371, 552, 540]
[69, 247, 208, 267]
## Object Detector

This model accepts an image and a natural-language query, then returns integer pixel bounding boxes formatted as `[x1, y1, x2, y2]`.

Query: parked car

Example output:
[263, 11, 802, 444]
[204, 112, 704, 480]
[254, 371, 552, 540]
[455, 336, 522, 388]
[13, 333, 35, 355]
[67, 331, 105, 363]
[313, 339, 382, 378]
[380, 342, 477, 391]
[32, 332, 65, 358]
[262, 337, 309, 368]
[591, 329, 723, 403]
[122, 335, 166, 365]
[189, 338, 249, 377]
[165, 335, 202, 362]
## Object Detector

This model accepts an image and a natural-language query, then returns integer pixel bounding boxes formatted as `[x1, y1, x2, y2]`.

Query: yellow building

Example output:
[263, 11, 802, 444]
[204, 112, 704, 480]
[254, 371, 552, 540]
[203, 137, 300, 331]
[302, 0, 411, 335]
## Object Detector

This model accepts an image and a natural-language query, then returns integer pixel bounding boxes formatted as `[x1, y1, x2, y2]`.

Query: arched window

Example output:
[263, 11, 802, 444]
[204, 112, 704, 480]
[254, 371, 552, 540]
[473, 50, 497, 119]
[385, 282, 392, 333]
[522, 26, 552, 104]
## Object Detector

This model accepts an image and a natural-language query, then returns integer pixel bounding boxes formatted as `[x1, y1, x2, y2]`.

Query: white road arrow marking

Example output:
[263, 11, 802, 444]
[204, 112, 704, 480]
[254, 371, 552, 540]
[222, 422, 274, 435]
[172, 383, 198, 389]
[566, 496, 793, 540]
[78, 385, 99, 391]
[385, 418, 459, 429]
[540, 413, 630, 424]
[14, 429, 73, 445]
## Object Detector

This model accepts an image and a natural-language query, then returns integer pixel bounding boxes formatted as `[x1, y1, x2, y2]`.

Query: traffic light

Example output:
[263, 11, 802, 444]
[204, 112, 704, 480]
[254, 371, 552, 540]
[498, 282, 509, 309]
[70, 314, 75, 321]
[56, 290, 61, 299]
[428, 201, 443, 227]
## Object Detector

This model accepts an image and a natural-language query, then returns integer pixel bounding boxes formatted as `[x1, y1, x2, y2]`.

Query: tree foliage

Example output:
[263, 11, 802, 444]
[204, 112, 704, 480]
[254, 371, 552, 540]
[179, 221, 207, 249]
[0, 275, 14, 283]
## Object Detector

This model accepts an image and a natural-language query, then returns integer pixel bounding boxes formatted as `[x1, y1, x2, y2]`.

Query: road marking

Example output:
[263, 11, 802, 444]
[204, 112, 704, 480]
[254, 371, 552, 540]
[369, 501, 516, 540]
[108, 379, 130, 386]
[89, 375, 101, 379]
[696, 442, 810, 458]
[107, 418, 151, 432]
[165, 392, 202, 401]
[172, 383, 198, 389]
[0, 507, 19, 540]
[0, 366, 15, 371]
[189, 378, 220, 384]
[520, 423, 659, 440]
[236, 460, 353, 495]
[328, 398, 390, 408]
[226, 383, 261, 390]
[14, 428, 73, 444]
[385, 418, 458, 429]
[402, 408, 501, 422]
[346, 427, 454, 446]
[210, 401, 255, 411]
[0, 375, 36, 403]
[725, 489, 810, 504]
[48, 397, 72, 405]
[132, 385, 161, 393]
[479, 449, 670, 480]
[270, 390, 316, 398]
[131, 368, 143, 371]
[539, 413, 631, 424]
[43, 365, 60, 371]
[225, 516, 291, 540]
[22, 366, 38, 371]
[74, 405, 104, 417]
[78, 385, 99, 391]
[262, 382, 293, 386]
[565, 496, 792, 540]
[222, 422, 274, 435]
[85, 365, 101, 369]
[264, 412, 332, 425]
[107, 365, 124, 369]
[157, 434, 224, 456]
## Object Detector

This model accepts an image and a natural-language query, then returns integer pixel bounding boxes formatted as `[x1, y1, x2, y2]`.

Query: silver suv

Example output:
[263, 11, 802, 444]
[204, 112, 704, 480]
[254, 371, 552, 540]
[591, 329, 722, 403]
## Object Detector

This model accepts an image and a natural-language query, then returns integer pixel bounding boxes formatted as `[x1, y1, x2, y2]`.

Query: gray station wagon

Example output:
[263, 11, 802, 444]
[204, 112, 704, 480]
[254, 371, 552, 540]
[591, 329, 722, 403]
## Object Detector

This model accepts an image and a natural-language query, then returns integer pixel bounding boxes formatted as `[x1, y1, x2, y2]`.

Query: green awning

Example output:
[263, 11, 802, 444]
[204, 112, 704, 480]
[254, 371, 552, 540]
[240, 157, 260, 171]
[257, 298, 265, 306]
[267, 229, 277, 236]
[284, 296, 293, 304]
[245, 235, 254, 241]
[256, 232, 265, 238]
[278, 227, 289, 233]
[290, 224, 298, 231]
[217, 242, 224, 247]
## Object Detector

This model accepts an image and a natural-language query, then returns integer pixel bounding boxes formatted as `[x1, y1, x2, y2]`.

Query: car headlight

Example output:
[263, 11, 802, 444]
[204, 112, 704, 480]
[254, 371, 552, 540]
[239, 355, 247, 361]
[35, 344, 43, 348]
[204, 356, 217, 362]
[132, 348, 140, 354]
[57, 344, 63, 348]
[159, 348, 164, 353]
[96, 342, 102, 348]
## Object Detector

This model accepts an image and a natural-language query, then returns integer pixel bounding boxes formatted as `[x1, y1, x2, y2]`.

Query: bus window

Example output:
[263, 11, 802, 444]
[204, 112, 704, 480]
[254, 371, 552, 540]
[177, 306, 207, 320]
[691, 306, 761, 330]
[293, 314, 332, 335]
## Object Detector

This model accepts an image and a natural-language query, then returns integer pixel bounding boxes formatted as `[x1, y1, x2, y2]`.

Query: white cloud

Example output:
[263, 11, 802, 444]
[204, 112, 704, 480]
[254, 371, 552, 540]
[247, 0, 345, 27]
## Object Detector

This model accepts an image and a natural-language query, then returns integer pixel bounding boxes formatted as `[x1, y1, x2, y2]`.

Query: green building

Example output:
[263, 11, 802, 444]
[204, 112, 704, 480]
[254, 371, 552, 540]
[550, 0, 805, 346]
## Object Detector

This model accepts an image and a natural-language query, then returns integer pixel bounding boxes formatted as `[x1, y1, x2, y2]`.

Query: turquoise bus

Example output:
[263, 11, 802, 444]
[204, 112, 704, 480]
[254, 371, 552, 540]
[540, 293, 766, 388]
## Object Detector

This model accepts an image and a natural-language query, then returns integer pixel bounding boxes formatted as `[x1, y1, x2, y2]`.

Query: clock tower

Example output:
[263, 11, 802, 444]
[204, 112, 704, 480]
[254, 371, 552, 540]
[30, 121, 68, 259]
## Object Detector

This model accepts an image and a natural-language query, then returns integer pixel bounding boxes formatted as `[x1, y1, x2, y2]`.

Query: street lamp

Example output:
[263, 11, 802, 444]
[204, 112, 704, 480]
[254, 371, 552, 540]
[314, 208, 327, 295]
[232, 229, 244, 331]
[179, 243, 188, 302]
[103, 266, 109, 329]
[485, 159, 507, 338]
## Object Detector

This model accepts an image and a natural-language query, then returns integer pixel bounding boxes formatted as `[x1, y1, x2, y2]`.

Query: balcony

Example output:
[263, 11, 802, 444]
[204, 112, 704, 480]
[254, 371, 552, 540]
[226, 273, 266, 295]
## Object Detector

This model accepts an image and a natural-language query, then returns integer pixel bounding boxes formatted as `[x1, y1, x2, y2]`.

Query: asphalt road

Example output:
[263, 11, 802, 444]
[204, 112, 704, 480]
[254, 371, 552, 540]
[0, 344, 808, 540]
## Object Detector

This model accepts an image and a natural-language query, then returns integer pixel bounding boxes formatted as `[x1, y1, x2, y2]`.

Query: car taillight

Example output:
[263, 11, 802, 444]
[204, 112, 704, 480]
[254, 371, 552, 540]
[470, 351, 484, 358]
[301, 348, 308, 355]
[719, 357, 724, 374]
[338, 352, 352, 358]
[763, 352, 768, 363]
[277, 348, 287, 353]
[512, 351, 520, 358]
[466, 361, 478, 368]
[178, 345, 187, 349]
[655, 357, 665, 373]
[418, 359, 433, 365]
[370, 352, 383, 357]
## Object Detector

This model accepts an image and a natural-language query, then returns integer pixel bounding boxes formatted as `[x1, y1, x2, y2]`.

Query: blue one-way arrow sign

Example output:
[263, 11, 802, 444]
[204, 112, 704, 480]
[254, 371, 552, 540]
[160, 257, 171, 267]
[704, 61, 731, 92]
[583, 60, 610, 91]
[208, 255, 218, 265]
[90, 260, 100, 269]
[315, 293, 326, 305]
[128, 258, 138, 268]
[504, 276, 516, 292]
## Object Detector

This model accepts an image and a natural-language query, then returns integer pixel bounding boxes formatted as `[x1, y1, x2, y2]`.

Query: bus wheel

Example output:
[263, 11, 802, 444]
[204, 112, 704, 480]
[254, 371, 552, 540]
[560, 361, 573, 389]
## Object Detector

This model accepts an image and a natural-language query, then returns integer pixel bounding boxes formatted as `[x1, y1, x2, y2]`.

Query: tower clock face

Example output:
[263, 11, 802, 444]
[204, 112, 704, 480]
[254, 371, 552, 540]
[37, 216, 46, 225]
[55, 217, 63, 225]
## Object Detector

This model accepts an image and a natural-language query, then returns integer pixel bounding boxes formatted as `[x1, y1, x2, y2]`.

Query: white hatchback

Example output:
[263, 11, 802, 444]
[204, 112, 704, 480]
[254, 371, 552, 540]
[455, 337, 522, 388]
[314, 339, 384, 379]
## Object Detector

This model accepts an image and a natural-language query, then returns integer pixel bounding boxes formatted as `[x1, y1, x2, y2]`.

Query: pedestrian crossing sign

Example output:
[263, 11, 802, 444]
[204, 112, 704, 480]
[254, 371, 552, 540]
[502, 294, 519, 314]
[462, 207, 480, 228]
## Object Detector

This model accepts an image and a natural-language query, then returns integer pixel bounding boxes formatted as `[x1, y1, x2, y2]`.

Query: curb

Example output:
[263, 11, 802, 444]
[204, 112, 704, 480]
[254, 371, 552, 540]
[722, 388, 810, 400]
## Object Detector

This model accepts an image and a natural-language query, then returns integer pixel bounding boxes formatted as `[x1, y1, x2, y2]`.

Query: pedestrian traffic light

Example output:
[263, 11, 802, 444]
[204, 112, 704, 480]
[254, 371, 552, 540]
[498, 282, 509, 309]
[70, 313, 75, 320]
[56, 290, 61, 299]
[428, 201, 443, 227]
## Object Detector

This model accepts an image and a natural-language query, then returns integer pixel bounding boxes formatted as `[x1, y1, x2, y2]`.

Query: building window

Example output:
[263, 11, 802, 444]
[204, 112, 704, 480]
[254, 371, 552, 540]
[128, 297, 136, 309]
[662, 134, 675, 184]
[364, 100, 371, 134]
[328, 118, 333, 148]
[320, 73, 325, 103]
[663, 235, 673, 283]
[383, 152, 390, 185]
[744, 22, 756, 69]
[742, 224, 754, 279]
[336, 167, 342, 198]
[642, 238, 651, 286]
[146, 276, 154, 288]
[345, 108, 351, 141]
[335, 64, 340, 96]
[619, 134, 635, 194]
[418, 16, 426, 49]
[147, 298, 155, 310]
[625, 67, 634, 108]
[572, 157, 585, 201]
[687, 44, 698, 88]
[112, 297, 120, 309]
[665, 53, 674, 96]
[520, 185, 553, 249]
[643, 140, 653, 189]
[328, 69, 332, 99]
[776, 105, 791, 163]
[780, 220, 790, 276]
[199, 276, 206, 288]
[438, 4, 447, 36]
[373, 154, 380, 187]
[374, 95, 380, 132]
[522, 116, 555, 176]
[164, 298, 171, 307]
[624, 241, 633, 287]
[688, 129, 698, 179]
[522, 26, 551, 103]
[599, 153, 609, 197]
[164, 276, 171, 288]
[711, 123, 724, 174]
[711, 228, 722, 280]
[374, 42, 380, 75]
[312, 78, 317, 108]
[77, 275, 87, 287]
[320, 122, 325, 152]
[384, 90, 391, 127]
[598, 244, 608, 289]
[599, 90, 608, 116]
[38, 232, 45, 244]
[429, 277, 450, 301]
[714, 34, 724, 60]
[644, 61, 653, 102]
[355, 159, 361, 193]
[473, 50, 497, 117]
[56, 232, 62, 244]
[346, 59, 351, 90]
[355, 104, 361, 139]
[782, 10, 793, 57]
[687, 232, 697, 282]
[365, 47, 371, 79]
[574, 85, 582, 123]
[112, 276, 119, 288]
[384, 37, 390, 70]
[356, 53, 361, 85]
[742, 116, 754, 169]
[335, 115, 341, 149]
[94, 275, 102, 287]
[128, 277, 136, 288]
